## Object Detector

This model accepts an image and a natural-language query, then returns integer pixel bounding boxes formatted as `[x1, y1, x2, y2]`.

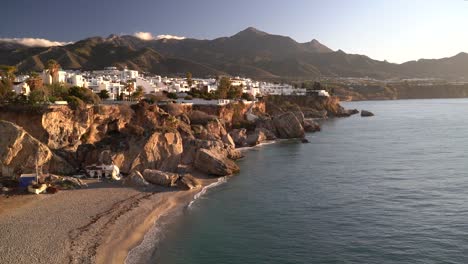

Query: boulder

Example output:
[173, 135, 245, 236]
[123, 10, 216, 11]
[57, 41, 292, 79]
[272, 112, 305, 139]
[229, 129, 248, 148]
[181, 139, 226, 165]
[142, 169, 179, 187]
[129, 132, 183, 173]
[123, 171, 149, 187]
[222, 134, 235, 149]
[246, 129, 268, 146]
[302, 109, 328, 119]
[255, 128, 277, 141]
[361, 110, 374, 117]
[178, 174, 201, 190]
[0, 121, 53, 177]
[194, 149, 240, 176]
[303, 119, 321, 133]
[227, 148, 244, 160]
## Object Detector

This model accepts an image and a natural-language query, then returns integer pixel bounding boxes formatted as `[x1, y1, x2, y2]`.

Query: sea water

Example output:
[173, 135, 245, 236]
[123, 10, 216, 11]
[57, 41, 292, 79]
[152, 99, 468, 264]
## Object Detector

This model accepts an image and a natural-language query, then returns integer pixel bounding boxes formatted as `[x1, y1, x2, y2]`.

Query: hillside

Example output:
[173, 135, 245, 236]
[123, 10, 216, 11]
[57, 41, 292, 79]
[1, 27, 467, 80]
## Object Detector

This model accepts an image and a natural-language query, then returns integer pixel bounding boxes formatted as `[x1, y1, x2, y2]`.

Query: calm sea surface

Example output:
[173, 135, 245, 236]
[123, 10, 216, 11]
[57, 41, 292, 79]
[153, 99, 468, 264]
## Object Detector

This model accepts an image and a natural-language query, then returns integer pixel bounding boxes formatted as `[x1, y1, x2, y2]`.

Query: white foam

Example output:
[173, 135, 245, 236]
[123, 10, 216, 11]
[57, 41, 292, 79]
[188, 177, 227, 208]
[237, 140, 278, 152]
[125, 177, 228, 264]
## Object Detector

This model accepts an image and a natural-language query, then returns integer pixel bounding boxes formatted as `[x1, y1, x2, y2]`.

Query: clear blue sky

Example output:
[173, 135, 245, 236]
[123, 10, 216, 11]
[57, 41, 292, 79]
[2, 0, 467, 63]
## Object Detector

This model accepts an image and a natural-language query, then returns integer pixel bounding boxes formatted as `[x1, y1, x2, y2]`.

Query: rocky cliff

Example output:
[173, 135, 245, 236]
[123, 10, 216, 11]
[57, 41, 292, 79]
[0, 97, 344, 178]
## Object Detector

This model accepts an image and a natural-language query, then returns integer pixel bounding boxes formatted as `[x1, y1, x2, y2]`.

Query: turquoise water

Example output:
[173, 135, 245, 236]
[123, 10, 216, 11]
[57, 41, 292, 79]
[153, 99, 468, 264]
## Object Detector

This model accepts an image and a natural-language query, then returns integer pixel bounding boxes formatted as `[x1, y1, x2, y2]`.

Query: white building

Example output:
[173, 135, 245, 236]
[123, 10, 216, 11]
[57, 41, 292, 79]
[13, 82, 30, 95]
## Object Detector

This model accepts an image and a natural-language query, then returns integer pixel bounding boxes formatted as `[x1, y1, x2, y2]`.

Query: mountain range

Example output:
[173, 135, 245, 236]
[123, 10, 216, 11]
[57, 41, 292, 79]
[1, 27, 467, 80]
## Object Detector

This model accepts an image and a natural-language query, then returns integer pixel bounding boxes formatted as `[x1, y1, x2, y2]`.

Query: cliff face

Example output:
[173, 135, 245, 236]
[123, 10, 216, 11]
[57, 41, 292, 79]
[265, 95, 349, 117]
[0, 98, 336, 178]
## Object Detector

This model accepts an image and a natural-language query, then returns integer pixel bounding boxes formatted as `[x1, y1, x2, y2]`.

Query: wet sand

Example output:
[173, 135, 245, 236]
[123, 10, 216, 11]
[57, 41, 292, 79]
[0, 178, 213, 264]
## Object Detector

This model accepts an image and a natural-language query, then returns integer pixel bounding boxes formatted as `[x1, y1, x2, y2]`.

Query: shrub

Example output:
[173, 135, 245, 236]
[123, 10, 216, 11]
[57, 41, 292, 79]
[29, 90, 47, 105]
[184, 95, 193, 100]
[67, 96, 86, 110]
[167, 92, 178, 100]
[69, 86, 101, 104]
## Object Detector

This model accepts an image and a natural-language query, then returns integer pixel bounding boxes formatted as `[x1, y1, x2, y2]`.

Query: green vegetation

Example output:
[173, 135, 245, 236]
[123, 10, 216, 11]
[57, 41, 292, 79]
[216, 77, 243, 99]
[131, 86, 144, 101]
[167, 92, 178, 100]
[0, 65, 17, 103]
[98, 89, 110, 100]
[68, 86, 101, 104]
[186, 72, 193, 87]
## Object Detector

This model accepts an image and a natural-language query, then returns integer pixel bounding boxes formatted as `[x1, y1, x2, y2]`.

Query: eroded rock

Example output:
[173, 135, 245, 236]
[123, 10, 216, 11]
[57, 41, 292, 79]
[194, 149, 240, 176]
[142, 169, 179, 187]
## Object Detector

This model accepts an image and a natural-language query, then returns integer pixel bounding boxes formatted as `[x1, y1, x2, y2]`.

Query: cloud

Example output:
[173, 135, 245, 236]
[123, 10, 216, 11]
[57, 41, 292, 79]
[155, 35, 186, 40]
[134, 32, 154, 41]
[0, 38, 71, 47]
[134, 32, 186, 41]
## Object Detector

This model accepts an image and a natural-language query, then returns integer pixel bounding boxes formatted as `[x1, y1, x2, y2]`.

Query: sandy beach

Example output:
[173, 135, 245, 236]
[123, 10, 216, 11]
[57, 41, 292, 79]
[0, 178, 215, 264]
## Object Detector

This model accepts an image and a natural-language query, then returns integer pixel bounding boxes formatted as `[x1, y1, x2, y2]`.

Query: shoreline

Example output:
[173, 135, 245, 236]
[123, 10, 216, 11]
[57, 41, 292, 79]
[0, 177, 217, 264]
[0, 142, 304, 264]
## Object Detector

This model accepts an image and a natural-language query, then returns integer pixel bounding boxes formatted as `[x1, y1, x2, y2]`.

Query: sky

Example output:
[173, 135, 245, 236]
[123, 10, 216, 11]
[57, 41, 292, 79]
[2, 0, 468, 63]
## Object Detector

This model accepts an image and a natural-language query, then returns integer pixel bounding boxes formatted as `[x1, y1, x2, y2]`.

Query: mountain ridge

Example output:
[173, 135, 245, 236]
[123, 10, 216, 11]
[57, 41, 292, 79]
[0, 27, 467, 80]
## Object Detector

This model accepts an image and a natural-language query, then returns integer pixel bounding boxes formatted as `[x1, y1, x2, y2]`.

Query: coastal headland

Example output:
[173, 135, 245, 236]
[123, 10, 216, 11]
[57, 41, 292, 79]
[0, 95, 358, 263]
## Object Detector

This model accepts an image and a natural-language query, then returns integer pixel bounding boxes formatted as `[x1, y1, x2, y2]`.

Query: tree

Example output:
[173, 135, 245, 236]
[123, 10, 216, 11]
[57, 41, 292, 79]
[167, 92, 178, 100]
[68, 86, 101, 104]
[29, 89, 47, 105]
[227, 85, 243, 99]
[0, 65, 17, 102]
[46, 59, 60, 84]
[46, 83, 68, 100]
[313, 82, 322, 90]
[216, 77, 231, 99]
[241, 92, 255, 101]
[98, 89, 110, 100]
[131, 86, 144, 101]
[186, 72, 193, 87]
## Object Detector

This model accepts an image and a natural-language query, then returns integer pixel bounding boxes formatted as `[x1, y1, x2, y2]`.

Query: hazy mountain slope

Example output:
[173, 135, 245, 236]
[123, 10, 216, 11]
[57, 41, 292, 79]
[1, 27, 467, 80]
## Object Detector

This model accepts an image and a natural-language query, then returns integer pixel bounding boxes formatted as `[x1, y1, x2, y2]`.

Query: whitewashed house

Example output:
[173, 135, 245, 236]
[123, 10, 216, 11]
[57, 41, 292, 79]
[13, 82, 31, 95]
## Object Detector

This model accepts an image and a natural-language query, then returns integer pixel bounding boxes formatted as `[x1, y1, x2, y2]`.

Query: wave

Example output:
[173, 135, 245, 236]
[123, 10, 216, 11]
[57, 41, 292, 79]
[237, 140, 278, 151]
[188, 176, 227, 208]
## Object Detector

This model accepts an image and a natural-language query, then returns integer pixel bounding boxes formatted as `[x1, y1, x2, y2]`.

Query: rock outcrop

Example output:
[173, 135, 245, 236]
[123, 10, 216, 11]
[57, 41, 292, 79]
[303, 119, 321, 132]
[194, 148, 240, 176]
[0, 121, 53, 176]
[128, 132, 183, 172]
[229, 129, 248, 148]
[178, 174, 201, 190]
[361, 110, 374, 117]
[273, 112, 305, 139]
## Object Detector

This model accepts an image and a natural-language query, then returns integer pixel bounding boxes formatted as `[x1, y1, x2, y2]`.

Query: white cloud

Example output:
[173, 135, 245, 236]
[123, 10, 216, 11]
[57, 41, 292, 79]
[134, 32, 154, 41]
[155, 34, 186, 40]
[0, 38, 71, 47]
[134, 32, 186, 41]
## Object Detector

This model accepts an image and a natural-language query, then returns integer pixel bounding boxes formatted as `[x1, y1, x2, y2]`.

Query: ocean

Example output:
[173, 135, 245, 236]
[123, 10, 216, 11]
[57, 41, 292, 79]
[150, 99, 468, 264]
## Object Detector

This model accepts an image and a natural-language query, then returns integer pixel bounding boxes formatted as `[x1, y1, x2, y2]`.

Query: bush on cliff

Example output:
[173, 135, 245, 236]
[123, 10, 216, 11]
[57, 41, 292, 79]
[68, 86, 101, 104]
[67, 96, 86, 110]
